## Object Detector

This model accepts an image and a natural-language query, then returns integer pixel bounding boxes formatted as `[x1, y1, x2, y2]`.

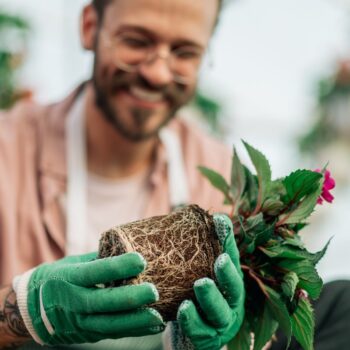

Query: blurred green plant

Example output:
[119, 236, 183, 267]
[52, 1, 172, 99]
[0, 10, 29, 109]
[299, 61, 350, 154]
[192, 90, 223, 134]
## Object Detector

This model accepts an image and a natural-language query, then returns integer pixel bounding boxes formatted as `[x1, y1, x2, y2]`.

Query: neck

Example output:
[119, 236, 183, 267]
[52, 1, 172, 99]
[85, 83, 157, 179]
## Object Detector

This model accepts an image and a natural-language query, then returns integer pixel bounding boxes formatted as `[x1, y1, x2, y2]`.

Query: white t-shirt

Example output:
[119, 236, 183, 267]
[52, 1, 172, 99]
[85, 168, 152, 252]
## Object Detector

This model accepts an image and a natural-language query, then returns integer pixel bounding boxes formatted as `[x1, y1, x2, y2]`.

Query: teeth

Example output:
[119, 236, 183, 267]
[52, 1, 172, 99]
[130, 86, 164, 103]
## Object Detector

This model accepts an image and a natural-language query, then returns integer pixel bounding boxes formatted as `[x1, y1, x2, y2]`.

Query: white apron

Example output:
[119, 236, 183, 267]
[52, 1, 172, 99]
[65, 96, 190, 350]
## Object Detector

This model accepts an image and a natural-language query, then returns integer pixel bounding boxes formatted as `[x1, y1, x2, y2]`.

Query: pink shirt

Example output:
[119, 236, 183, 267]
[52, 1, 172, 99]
[0, 86, 231, 285]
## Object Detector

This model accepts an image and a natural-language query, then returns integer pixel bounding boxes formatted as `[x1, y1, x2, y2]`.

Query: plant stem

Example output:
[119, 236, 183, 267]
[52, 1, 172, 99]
[242, 265, 268, 296]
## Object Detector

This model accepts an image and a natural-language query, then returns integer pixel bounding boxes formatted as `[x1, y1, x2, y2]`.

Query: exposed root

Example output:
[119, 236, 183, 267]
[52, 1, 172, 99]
[98, 205, 221, 320]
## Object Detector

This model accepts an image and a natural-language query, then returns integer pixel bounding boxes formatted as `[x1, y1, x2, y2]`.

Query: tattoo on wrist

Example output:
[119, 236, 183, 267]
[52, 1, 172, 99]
[0, 288, 29, 338]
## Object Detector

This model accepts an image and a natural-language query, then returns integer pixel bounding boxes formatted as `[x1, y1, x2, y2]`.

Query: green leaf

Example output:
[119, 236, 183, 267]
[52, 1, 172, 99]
[282, 272, 299, 301]
[283, 235, 305, 248]
[260, 245, 315, 261]
[227, 317, 252, 350]
[230, 147, 246, 207]
[198, 166, 231, 203]
[242, 214, 269, 253]
[291, 223, 309, 234]
[243, 141, 272, 208]
[245, 213, 265, 231]
[262, 198, 285, 216]
[278, 181, 322, 224]
[266, 179, 287, 198]
[253, 304, 279, 350]
[265, 285, 292, 346]
[283, 170, 322, 203]
[255, 224, 275, 247]
[241, 166, 259, 212]
[312, 238, 331, 265]
[278, 260, 323, 299]
[291, 298, 315, 350]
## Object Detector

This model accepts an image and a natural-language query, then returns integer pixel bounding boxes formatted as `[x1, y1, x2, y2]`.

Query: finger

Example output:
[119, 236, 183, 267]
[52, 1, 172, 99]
[213, 214, 241, 273]
[64, 252, 147, 287]
[214, 253, 244, 310]
[84, 282, 159, 313]
[42, 280, 159, 313]
[82, 308, 165, 335]
[177, 300, 218, 348]
[193, 278, 231, 329]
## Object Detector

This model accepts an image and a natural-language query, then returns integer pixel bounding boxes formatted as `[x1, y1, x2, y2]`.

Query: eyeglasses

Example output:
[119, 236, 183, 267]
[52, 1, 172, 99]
[100, 30, 205, 85]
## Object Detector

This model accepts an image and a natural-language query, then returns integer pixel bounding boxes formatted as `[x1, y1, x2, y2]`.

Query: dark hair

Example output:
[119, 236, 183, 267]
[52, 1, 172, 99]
[92, 0, 112, 20]
[92, 0, 225, 25]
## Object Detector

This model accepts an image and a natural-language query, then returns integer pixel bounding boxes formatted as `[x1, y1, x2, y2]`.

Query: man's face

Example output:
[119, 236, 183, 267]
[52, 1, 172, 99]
[90, 0, 218, 142]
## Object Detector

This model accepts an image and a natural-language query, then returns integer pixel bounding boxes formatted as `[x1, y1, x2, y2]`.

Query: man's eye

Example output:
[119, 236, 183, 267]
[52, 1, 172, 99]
[175, 50, 201, 60]
[122, 37, 151, 49]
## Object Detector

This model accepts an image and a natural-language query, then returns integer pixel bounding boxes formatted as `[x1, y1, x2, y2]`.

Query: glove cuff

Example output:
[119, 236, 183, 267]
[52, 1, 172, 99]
[12, 268, 44, 345]
[162, 322, 195, 350]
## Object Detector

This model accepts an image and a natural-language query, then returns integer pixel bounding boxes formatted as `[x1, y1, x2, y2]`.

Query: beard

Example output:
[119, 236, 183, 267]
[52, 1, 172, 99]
[91, 55, 195, 143]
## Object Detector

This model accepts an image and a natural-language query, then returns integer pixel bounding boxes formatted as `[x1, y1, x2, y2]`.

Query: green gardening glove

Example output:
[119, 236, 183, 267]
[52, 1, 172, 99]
[171, 214, 245, 350]
[13, 252, 165, 345]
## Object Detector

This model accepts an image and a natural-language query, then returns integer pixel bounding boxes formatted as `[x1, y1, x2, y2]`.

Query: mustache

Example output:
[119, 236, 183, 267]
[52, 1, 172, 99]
[110, 71, 186, 104]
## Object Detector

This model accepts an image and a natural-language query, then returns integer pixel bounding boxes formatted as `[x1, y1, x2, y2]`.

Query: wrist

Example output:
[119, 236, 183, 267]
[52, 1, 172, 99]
[12, 268, 44, 345]
[0, 286, 31, 348]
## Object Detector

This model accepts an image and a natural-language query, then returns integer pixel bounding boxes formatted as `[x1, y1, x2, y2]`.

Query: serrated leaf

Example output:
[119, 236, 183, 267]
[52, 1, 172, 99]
[253, 304, 279, 350]
[283, 170, 323, 203]
[282, 272, 299, 301]
[278, 260, 323, 299]
[230, 147, 246, 206]
[198, 166, 231, 203]
[278, 181, 322, 224]
[265, 285, 292, 346]
[291, 298, 315, 350]
[312, 238, 331, 265]
[241, 166, 259, 211]
[243, 141, 272, 210]
[260, 245, 315, 261]
[227, 317, 252, 350]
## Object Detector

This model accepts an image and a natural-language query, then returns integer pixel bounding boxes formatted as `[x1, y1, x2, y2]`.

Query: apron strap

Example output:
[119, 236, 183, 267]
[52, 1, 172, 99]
[159, 128, 190, 210]
[66, 94, 88, 255]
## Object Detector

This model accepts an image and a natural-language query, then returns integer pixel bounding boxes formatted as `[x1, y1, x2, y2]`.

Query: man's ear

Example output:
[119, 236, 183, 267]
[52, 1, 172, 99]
[80, 4, 99, 51]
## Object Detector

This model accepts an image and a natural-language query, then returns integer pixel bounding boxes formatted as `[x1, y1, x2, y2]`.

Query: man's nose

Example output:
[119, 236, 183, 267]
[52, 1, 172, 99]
[138, 51, 174, 87]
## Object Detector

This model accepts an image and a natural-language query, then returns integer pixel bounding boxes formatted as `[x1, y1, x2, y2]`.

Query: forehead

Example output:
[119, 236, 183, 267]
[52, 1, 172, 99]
[102, 0, 218, 46]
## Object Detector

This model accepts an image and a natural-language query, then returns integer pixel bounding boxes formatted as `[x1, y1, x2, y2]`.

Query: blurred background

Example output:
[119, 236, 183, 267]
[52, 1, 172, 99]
[1, 0, 349, 282]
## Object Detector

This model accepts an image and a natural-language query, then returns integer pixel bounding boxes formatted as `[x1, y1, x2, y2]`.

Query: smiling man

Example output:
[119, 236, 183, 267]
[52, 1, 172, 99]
[89, 0, 209, 142]
[0, 0, 246, 349]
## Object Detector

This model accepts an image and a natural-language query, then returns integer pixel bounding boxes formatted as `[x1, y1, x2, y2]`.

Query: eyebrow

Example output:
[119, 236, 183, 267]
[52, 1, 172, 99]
[117, 25, 205, 50]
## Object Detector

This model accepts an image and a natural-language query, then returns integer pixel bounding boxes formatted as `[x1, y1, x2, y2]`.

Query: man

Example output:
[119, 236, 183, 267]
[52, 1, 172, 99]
[0, 0, 245, 349]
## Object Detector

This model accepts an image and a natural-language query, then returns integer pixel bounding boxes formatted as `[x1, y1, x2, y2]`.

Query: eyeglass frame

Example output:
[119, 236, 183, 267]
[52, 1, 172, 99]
[99, 29, 208, 85]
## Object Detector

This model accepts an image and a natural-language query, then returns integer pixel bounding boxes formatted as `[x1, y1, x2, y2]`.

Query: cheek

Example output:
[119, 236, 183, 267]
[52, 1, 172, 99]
[177, 83, 197, 105]
[94, 55, 118, 88]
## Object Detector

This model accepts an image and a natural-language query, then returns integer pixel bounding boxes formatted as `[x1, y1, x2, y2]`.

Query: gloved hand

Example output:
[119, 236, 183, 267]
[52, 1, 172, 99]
[13, 252, 165, 345]
[170, 214, 245, 350]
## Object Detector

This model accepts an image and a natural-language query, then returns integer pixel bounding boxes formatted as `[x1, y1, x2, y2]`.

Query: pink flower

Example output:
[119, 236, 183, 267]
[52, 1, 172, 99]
[315, 169, 336, 205]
